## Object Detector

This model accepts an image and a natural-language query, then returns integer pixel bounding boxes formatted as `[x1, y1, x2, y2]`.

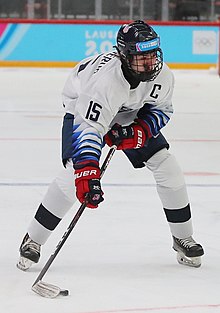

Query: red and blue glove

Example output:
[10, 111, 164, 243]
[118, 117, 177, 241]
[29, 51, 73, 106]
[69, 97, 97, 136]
[74, 161, 104, 209]
[104, 121, 148, 150]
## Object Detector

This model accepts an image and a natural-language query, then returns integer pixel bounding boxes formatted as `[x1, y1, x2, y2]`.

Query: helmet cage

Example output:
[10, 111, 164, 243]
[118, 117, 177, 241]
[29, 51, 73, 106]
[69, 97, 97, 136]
[126, 48, 163, 82]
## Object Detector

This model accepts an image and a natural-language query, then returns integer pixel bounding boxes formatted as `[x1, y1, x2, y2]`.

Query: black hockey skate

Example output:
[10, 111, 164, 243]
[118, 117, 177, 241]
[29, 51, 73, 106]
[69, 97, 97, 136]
[173, 236, 204, 268]
[17, 233, 41, 271]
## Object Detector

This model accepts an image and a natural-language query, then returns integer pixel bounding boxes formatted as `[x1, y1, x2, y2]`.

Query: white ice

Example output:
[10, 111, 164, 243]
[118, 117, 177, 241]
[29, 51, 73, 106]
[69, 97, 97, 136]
[0, 67, 220, 313]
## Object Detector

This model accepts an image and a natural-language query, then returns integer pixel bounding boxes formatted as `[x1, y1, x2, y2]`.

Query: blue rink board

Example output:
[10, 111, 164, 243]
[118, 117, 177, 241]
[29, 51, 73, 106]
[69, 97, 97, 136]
[0, 23, 218, 64]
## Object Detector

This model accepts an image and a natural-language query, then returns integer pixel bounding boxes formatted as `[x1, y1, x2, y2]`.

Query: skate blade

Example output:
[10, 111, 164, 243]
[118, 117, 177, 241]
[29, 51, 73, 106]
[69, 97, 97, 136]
[32, 280, 69, 298]
[177, 252, 201, 268]
[17, 256, 34, 271]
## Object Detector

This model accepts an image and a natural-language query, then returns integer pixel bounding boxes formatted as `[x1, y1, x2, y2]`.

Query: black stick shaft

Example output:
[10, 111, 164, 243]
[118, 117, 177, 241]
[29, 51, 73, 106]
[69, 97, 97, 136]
[32, 145, 117, 287]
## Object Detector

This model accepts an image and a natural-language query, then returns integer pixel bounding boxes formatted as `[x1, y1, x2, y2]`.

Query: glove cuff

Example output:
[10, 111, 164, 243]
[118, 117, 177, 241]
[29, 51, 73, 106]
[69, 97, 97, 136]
[74, 160, 99, 170]
[74, 166, 101, 183]
[135, 118, 152, 138]
[131, 124, 146, 149]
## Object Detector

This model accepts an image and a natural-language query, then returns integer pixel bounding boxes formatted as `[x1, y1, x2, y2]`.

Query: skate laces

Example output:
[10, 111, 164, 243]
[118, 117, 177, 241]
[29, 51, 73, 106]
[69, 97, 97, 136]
[23, 238, 40, 253]
[177, 237, 197, 249]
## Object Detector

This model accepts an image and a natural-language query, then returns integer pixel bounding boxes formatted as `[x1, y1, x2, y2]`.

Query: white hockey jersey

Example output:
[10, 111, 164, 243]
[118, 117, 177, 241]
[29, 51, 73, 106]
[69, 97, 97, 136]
[62, 51, 174, 165]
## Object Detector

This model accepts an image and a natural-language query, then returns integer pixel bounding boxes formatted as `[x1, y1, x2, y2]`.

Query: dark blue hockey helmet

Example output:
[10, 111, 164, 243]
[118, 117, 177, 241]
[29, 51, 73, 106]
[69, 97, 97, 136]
[116, 20, 163, 82]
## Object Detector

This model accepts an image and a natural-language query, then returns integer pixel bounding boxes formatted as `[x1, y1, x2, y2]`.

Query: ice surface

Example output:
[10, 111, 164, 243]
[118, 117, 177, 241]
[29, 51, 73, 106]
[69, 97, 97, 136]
[0, 68, 220, 313]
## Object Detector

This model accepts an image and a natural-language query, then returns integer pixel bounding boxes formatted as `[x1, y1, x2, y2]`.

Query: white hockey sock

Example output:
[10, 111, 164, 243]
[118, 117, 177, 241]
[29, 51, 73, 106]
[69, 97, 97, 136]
[28, 161, 77, 245]
[146, 148, 193, 238]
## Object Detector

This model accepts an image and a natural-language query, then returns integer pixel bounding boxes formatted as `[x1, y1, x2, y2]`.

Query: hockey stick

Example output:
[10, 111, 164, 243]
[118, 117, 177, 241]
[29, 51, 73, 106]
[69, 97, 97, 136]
[31, 145, 117, 298]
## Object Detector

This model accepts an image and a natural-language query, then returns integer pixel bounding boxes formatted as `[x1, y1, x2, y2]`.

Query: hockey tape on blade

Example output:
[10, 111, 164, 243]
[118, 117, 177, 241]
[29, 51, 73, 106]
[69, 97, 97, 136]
[60, 289, 69, 296]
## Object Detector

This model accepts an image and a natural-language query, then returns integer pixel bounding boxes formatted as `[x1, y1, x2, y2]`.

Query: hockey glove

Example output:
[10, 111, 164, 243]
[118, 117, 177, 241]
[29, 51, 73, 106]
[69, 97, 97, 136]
[104, 122, 147, 150]
[74, 162, 104, 209]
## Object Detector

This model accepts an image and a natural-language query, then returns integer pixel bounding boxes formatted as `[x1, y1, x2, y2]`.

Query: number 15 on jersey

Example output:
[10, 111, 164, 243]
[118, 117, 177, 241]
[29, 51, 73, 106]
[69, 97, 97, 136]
[85, 101, 102, 122]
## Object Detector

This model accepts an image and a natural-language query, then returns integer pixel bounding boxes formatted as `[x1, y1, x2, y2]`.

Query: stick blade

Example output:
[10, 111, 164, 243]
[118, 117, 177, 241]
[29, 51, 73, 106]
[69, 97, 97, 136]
[32, 280, 66, 298]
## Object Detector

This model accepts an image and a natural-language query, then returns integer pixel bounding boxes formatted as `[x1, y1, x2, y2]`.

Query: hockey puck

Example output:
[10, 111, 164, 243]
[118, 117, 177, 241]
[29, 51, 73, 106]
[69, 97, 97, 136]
[60, 289, 69, 296]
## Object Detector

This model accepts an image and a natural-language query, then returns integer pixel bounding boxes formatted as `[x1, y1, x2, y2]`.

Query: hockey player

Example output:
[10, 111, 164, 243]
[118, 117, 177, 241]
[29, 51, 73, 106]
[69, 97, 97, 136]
[17, 20, 204, 271]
